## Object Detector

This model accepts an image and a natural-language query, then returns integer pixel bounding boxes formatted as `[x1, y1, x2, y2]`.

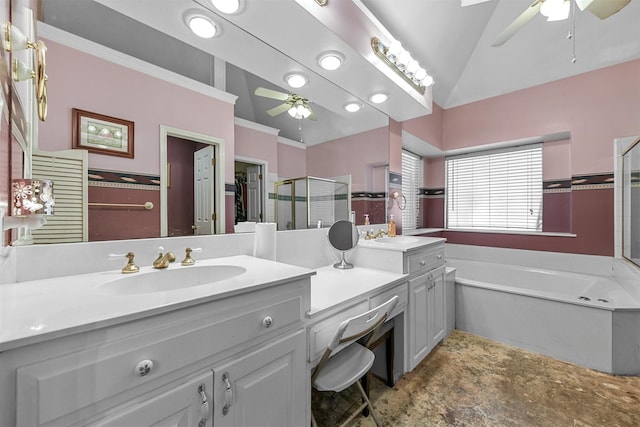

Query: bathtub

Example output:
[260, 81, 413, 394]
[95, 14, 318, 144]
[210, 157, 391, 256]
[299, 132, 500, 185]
[450, 258, 640, 375]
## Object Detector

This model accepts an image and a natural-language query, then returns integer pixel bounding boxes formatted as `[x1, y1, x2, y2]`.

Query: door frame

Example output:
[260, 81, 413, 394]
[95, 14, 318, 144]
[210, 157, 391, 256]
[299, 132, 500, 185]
[235, 156, 268, 223]
[160, 125, 225, 236]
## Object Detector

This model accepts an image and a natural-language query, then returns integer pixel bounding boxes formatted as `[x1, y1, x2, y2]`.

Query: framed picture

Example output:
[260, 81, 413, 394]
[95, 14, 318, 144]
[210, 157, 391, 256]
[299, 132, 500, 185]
[72, 108, 134, 158]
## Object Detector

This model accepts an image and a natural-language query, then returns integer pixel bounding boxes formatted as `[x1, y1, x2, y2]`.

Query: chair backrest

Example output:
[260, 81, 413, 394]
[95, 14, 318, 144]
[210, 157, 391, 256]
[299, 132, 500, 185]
[312, 296, 399, 385]
[328, 295, 399, 352]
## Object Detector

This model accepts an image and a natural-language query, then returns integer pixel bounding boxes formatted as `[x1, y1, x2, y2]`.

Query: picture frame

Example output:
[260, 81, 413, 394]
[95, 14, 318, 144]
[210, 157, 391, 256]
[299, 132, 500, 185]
[72, 108, 134, 158]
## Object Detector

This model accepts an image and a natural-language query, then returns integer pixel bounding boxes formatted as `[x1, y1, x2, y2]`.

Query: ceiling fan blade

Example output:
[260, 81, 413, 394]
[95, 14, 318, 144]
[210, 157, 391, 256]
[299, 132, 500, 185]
[491, 0, 543, 47]
[576, 0, 630, 19]
[254, 87, 290, 101]
[265, 103, 291, 117]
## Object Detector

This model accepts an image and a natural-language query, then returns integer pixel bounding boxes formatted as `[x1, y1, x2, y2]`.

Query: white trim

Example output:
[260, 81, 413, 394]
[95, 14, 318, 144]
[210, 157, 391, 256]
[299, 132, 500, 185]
[445, 228, 577, 238]
[234, 117, 279, 135]
[444, 131, 570, 157]
[160, 125, 226, 236]
[277, 136, 306, 149]
[235, 156, 269, 224]
[37, 22, 237, 105]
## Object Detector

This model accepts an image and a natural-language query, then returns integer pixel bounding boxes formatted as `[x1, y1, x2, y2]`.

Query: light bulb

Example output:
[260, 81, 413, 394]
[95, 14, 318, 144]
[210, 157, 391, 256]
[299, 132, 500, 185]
[210, 0, 240, 14]
[414, 68, 427, 82]
[397, 50, 411, 68]
[369, 93, 389, 104]
[285, 73, 307, 88]
[540, 0, 569, 21]
[344, 102, 362, 113]
[318, 52, 344, 71]
[188, 16, 216, 38]
[387, 40, 402, 59]
[406, 59, 419, 75]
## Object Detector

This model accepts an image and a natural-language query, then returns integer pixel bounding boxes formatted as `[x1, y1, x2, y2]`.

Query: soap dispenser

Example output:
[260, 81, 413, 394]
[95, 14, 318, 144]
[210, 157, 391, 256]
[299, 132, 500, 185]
[388, 214, 396, 237]
[364, 214, 370, 225]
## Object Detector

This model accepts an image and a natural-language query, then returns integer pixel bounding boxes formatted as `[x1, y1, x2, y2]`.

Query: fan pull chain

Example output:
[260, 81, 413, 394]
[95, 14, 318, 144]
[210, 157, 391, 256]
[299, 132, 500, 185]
[567, 0, 577, 63]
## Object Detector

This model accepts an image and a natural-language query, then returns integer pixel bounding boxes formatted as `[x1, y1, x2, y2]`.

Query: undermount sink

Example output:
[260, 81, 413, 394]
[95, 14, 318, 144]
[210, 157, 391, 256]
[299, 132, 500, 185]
[97, 265, 247, 295]
[374, 236, 420, 244]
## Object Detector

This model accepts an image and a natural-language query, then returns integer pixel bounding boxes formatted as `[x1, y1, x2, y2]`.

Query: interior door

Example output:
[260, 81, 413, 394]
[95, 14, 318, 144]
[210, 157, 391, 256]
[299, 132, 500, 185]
[245, 165, 262, 222]
[194, 145, 215, 235]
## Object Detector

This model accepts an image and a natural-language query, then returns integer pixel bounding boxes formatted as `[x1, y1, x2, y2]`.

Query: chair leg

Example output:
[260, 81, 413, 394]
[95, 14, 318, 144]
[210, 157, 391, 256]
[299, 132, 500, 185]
[361, 370, 371, 417]
[355, 379, 382, 427]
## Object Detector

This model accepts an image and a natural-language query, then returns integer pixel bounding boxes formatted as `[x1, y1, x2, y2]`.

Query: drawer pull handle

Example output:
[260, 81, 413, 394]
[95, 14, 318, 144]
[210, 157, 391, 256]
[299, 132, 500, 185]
[437, 254, 443, 260]
[262, 316, 273, 328]
[420, 260, 426, 266]
[222, 372, 233, 416]
[198, 383, 209, 427]
[134, 359, 154, 377]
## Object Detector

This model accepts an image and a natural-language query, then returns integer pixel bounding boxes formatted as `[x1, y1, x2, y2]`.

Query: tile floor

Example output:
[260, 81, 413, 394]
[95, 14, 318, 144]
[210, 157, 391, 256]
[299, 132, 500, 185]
[311, 330, 640, 426]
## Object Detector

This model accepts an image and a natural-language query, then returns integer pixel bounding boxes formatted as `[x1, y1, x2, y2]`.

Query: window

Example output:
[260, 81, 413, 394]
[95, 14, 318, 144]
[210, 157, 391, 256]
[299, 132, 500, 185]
[402, 150, 423, 231]
[446, 144, 542, 231]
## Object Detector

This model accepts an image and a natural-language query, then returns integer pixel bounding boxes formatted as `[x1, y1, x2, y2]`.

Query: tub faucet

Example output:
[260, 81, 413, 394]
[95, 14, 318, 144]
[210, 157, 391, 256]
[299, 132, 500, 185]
[153, 246, 176, 269]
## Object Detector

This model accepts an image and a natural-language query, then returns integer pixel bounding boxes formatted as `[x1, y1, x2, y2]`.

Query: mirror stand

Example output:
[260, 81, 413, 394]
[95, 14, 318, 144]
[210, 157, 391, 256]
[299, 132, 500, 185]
[334, 251, 354, 269]
[328, 219, 359, 270]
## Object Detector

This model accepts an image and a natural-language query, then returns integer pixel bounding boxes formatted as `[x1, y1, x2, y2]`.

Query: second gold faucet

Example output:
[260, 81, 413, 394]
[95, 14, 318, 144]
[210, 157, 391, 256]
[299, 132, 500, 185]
[153, 248, 176, 269]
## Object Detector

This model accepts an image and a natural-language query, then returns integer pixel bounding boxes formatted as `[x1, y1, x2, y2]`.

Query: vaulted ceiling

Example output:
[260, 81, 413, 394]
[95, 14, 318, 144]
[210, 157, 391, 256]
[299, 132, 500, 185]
[42, 0, 640, 148]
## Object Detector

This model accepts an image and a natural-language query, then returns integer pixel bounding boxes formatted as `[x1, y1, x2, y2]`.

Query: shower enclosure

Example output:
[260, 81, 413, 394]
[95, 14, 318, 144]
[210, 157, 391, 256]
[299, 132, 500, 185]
[274, 176, 349, 230]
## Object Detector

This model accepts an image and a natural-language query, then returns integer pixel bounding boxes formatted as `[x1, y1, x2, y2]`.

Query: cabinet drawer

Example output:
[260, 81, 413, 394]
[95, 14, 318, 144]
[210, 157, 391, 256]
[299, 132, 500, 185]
[16, 295, 301, 427]
[369, 282, 408, 318]
[407, 245, 445, 276]
[308, 301, 369, 363]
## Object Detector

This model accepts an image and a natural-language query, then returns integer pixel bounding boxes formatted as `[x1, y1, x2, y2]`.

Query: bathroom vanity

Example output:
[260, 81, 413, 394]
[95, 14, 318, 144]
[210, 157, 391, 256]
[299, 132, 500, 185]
[353, 236, 451, 370]
[0, 255, 313, 427]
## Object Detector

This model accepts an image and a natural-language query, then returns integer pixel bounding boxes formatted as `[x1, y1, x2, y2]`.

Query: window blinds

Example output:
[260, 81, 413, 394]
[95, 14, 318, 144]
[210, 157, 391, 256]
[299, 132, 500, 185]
[446, 144, 542, 231]
[401, 150, 423, 230]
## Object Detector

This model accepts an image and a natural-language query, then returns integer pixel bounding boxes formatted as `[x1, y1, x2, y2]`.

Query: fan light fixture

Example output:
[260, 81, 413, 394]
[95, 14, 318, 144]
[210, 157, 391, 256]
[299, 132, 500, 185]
[209, 0, 240, 14]
[540, 0, 570, 21]
[344, 102, 362, 113]
[369, 92, 389, 104]
[285, 73, 308, 89]
[188, 15, 217, 38]
[288, 104, 312, 119]
[371, 37, 432, 94]
[318, 51, 344, 71]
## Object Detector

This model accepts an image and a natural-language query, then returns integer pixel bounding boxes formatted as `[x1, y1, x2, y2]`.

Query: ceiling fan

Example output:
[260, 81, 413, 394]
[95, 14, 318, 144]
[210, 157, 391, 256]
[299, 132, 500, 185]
[483, 0, 631, 46]
[254, 87, 317, 121]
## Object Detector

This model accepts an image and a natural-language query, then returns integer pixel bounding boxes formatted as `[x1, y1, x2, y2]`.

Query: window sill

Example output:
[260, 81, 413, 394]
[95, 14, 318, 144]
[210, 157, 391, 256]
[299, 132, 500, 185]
[444, 228, 577, 238]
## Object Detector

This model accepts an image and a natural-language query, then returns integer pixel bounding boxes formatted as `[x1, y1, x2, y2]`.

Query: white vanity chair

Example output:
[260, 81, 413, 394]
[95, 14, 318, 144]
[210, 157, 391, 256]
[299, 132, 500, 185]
[310, 296, 399, 427]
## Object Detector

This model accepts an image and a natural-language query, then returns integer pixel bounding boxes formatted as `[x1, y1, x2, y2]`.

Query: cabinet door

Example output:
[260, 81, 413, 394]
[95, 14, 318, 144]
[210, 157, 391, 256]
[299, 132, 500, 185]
[212, 329, 306, 427]
[429, 266, 446, 349]
[408, 272, 430, 371]
[90, 371, 213, 427]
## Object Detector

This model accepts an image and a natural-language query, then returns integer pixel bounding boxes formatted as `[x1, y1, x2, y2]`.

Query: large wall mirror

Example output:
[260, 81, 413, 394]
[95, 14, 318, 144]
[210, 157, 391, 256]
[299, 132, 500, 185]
[12, 0, 396, 244]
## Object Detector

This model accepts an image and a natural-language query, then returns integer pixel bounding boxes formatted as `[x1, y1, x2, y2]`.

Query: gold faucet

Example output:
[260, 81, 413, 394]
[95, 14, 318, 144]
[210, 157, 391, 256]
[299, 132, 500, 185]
[153, 249, 176, 269]
[364, 229, 388, 240]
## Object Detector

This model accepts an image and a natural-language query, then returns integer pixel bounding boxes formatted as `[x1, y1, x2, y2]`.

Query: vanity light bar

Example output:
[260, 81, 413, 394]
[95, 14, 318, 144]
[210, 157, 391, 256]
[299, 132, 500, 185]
[371, 37, 428, 95]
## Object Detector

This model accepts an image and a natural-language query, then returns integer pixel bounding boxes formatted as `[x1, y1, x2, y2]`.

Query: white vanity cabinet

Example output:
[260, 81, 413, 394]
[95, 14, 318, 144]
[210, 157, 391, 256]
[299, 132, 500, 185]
[406, 244, 446, 370]
[1, 275, 310, 427]
[408, 265, 446, 370]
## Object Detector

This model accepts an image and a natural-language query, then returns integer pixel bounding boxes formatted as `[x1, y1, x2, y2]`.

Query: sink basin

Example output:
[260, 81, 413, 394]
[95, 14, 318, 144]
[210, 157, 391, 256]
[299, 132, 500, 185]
[98, 265, 247, 295]
[374, 236, 420, 244]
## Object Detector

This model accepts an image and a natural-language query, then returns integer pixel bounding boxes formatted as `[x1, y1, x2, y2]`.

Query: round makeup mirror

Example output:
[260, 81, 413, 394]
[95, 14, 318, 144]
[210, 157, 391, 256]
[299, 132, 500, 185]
[328, 220, 359, 269]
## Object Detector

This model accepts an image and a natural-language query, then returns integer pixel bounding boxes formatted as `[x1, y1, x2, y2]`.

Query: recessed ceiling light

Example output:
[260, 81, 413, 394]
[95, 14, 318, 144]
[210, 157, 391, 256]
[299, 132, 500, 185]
[285, 73, 308, 89]
[210, 0, 240, 14]
[318, 51, 344, 71]
[187, 15, 217, 38]
[344, 102, 362, 113]
[369, 93, 389, 104]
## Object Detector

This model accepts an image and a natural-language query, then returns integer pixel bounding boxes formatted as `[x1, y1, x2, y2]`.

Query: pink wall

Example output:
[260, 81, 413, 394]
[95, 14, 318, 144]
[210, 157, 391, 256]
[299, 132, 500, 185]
[388, 119, 402, 174]
[306, 126, 389, 192]
[443, 59, 640, 175]
[39, 40, 236, 181]
[277, 143, 306, 178]
[234, 124, 278, 172]
[433, 60, 640, 256]
[402, 103, 444, 150]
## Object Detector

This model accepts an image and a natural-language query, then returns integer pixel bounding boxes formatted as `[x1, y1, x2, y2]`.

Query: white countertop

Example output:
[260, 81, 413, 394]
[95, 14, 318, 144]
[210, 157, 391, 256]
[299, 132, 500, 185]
[307, 265, 407, 319]
[357, 235, 445, 252]
[0, 255, 314, 351]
